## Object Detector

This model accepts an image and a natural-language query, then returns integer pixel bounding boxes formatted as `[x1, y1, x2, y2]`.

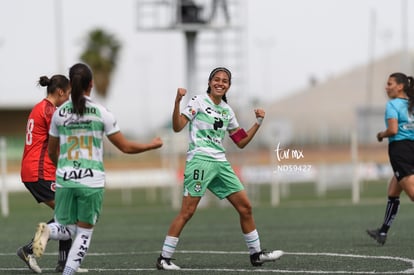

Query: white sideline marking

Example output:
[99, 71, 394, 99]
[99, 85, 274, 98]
[2, 250, 414, 274]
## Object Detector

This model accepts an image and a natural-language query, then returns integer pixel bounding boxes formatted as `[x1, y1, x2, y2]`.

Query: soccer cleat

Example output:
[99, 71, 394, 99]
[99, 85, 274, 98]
[250, 250, 284, 266]
[55, 261, 65, 272]
[32, 222, 50, 258]
[55, 263, 64, 273]
[156, 255, 181, 270]
[56, 263, 89, 273]
[17, 246, 42, 274]
[366, 228, 387, 245]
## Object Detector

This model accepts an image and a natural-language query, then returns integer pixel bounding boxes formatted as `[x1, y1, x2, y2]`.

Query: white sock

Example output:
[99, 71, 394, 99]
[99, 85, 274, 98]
[62, 266, 76, 275]
[244, 229, 261, 255]
[161, 236, 179, 258]
[64, 227, 93, 272]
[48, 222, 72, 240]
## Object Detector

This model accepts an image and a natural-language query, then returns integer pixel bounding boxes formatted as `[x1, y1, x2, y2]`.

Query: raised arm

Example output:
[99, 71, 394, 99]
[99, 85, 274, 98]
[229, 108, 265, 149]
[172, 88, 189, 132]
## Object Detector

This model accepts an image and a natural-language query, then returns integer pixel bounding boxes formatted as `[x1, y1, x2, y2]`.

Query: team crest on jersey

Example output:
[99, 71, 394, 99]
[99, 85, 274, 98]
[51, 182, 56, 192]
[188, 107, 196, 116]
[221, 110, 230, 120]
[194, 182, 202, 192]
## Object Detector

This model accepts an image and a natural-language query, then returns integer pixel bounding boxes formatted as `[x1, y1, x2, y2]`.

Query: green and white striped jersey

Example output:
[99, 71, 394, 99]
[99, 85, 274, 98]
[49, 96, 120, 188]
[182, 94, 239, 161]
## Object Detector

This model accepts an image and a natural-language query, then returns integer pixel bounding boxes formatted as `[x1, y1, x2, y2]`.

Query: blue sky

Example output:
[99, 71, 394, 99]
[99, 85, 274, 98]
[0, 0, 412, 136]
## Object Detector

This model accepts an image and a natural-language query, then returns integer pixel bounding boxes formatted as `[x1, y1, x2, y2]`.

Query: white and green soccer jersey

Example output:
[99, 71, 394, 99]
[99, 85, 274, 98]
[49, 96, 120, 188]
[182, 94, 239, 161]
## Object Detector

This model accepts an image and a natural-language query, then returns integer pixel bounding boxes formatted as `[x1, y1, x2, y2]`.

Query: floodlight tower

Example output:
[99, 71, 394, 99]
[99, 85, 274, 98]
[136, 0, 246, 96]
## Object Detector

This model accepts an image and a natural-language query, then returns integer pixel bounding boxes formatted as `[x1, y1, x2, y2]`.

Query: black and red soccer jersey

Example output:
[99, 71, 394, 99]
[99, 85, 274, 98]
[21, 99, 56, 182]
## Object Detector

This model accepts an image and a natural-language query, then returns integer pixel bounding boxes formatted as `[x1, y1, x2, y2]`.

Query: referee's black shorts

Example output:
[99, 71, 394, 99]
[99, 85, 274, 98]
[389, 140, 414, 181]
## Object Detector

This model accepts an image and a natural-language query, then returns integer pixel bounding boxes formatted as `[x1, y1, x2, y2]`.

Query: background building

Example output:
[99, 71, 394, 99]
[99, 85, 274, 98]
[260, 51, 414, 146]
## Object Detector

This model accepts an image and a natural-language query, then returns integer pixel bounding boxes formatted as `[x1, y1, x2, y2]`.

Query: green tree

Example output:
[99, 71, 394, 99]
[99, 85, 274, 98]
[80, 28, 121, 98]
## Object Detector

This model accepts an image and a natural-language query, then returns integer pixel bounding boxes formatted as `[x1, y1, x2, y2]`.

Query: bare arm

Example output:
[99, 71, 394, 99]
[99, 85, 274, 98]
[377, 118, 398, 142]
[107, 132, 163, 154]
[230, 108, 265, 149]
[172, 88, 189, 132]
[48, 136, 60, 167]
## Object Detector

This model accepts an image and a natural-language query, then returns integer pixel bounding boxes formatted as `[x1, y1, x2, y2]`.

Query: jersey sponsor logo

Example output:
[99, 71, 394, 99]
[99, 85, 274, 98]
[402, 123, 414, 130]
[58, 106, 97, 117]
[205, 106, 221, 116]
[403, 111, 414, 130]
[63, 118, 93, 129]
[213, 117, 223, 130]
[205, 134, 222, 145]
[205, 106, 230, 117]
[63, 168, 94, 181]
[63, 161, 94, 181]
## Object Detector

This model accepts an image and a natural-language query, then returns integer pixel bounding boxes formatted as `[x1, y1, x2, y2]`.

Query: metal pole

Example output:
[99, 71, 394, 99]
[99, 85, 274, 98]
[401, 0, 409, 72]
[0, 137, 9, 217]
[185, 31, 197, 96]
[365, 9, 376, 141]
[55, 0, 64, 73]
[351, 131, 360, 204]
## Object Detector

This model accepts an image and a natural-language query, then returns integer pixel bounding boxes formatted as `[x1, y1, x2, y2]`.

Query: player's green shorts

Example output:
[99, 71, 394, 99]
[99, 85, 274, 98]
[183, 157, 244, 199]
[54, 187, 104, 225]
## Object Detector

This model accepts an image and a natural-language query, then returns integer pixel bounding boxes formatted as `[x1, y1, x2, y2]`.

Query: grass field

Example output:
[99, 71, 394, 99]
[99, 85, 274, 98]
[2, 182, 414, 274]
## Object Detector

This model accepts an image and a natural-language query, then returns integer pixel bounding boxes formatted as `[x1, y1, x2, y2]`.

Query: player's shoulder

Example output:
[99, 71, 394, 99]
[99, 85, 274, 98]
[190, 94, 204, 102]
[30, 99, 51, 115]
[388, 97, 407, 108]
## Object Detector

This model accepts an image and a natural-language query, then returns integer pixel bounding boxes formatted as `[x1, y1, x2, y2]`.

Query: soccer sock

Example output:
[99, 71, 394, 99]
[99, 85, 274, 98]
[48, 222, 72, 241]
[58, 239, 73, 264]
[62, 266, 76, 275]
[64, 227, 93, 273]
[380, 196, 400, 234]
[161, 236, 179, 258]
[244, 229, 261, 255]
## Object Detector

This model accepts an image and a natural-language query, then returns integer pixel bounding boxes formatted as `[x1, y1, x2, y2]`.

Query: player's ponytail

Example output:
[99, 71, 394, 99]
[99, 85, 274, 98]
[38, 75, 69, 96]
[407, 76, 414, 113]
[69, 63, 92, 116]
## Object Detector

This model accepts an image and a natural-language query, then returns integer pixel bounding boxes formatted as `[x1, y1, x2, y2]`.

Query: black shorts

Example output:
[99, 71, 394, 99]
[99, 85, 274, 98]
[389, 140, 414, 181]
[23, 179, 56, 203]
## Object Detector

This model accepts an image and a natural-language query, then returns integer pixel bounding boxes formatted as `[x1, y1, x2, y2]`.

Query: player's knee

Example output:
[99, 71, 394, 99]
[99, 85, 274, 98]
[180, 210, 195, 221]
[238, 203, 253, 218]
[66, 224, 77, 236]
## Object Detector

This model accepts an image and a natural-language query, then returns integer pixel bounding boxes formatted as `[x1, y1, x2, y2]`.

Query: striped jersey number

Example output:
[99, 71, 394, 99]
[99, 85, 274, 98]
[25, 118, 35, 145]
[67, 136, 93, 160]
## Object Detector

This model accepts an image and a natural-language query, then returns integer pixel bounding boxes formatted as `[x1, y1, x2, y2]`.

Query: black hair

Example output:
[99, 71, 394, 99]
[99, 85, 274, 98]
[38, 75, 70, 95]
[206, 67, 232, 103]
[69, 63, 93, 116]
[390, 72, 414, 112]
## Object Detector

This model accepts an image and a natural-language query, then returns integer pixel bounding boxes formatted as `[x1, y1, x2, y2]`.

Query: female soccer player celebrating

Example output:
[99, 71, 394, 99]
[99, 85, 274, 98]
[156, 67, 283, 270]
